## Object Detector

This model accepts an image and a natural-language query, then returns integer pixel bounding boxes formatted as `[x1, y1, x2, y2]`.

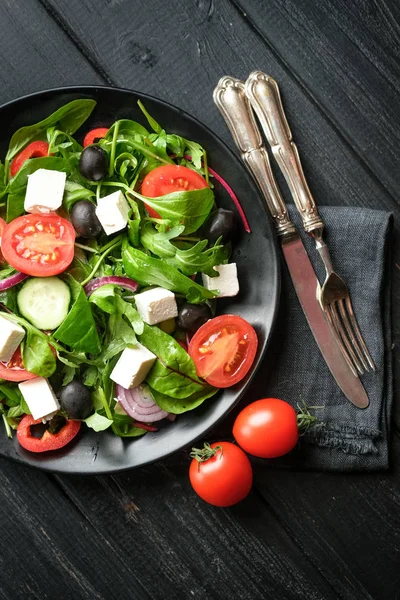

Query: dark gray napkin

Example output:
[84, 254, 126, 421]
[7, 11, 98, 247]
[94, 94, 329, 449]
[262, 205, 393, 472]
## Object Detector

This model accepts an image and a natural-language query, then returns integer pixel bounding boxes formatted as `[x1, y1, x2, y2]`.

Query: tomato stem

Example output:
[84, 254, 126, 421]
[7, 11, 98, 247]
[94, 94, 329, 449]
[296, 402, 322, 434]
[190, 442, 223, 471]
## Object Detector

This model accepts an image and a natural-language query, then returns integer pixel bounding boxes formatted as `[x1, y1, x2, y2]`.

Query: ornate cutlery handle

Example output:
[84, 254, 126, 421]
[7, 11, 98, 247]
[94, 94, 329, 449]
[245, 71, 324, 234]
[213, 76, 296, 238]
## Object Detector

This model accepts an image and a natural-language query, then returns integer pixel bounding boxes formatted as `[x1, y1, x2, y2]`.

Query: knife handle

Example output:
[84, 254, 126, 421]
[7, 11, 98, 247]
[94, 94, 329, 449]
[213, 76, 296, 238]
[245, 71, 324, 234]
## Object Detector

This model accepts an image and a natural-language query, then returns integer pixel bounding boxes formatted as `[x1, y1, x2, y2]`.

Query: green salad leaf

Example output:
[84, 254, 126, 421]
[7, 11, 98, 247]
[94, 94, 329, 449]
[122, 246, 216, 303]
[5, 99, 96, 164]
[129, 187, 214, 234]
[53, 275, 101, 354]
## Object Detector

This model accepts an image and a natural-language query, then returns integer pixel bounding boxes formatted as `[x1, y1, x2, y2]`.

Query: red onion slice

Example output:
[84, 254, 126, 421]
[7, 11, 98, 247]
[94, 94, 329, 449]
[84, 276, 138, 297]
[0, 271, 28, 291]
[116, 383, 170, 422]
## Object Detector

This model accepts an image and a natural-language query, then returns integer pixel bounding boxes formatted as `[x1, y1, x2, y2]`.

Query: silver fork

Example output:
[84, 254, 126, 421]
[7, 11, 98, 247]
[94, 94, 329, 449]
[245, 71, 375, 376]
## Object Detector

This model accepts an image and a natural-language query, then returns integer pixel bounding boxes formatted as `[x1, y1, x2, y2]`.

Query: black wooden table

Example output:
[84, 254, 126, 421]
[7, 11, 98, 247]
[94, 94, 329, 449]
[1, 1, 399, 599]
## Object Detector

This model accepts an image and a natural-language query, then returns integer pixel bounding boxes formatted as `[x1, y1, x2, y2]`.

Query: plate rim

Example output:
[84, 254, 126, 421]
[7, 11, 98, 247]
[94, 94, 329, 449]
[0, 84, 281, 474]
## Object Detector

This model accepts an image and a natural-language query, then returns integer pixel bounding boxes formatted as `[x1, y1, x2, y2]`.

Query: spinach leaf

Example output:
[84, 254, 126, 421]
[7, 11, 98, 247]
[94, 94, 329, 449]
[0, 383, 23, 407]
[150, 386, 218, 414]
[138, 323, 214, 400]
[0, 313, 57, 378]
[53, 275, 101, 354]
[122, 246, 216, 303]
[8, 156, 69, 194]
[0, 162, 6, 197]
[129, 187, 214, 234]
[0, 288, 18, 313]
[140, 221, 229, 276]
[22, 326, 57, 377]
[6, 193, 25, 222]
[6, 99, 96, 164]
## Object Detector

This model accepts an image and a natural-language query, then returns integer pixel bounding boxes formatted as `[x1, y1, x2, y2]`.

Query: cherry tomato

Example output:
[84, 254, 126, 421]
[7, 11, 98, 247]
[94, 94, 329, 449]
[189, 441, 253, 507]
[0, 217, 6, 262]
[141, 164, 208, 218]
[0, 347, 37, 382]
[233, 398, 299, 458]
[188, 315, 258, 388]
[83, 127, 109, 147]
[10, 141, 50, 178]
[17, 414, 81, 453]
[1, 214, 76, 277]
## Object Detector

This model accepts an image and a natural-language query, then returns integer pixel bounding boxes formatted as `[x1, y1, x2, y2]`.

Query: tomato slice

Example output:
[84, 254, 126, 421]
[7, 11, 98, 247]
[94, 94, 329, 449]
[188, 315, 258, 388]
[10, 141, 50, 178]
[0, 347, 37, 382]
[17, 414, 81, 453]
[1, 214, 76, 277]
[141, 164, 208, 218]
[83, 127, 109, 147]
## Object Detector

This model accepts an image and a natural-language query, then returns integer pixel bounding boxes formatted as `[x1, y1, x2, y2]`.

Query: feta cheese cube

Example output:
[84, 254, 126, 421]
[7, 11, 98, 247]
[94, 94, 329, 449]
[110, 344, 156, 389]
[202, 263, 239, 298]
[18, 377, 60, 421]
[24, 169, 66, 214]
[0, 315, 25, 363]
[134, 287, 178, 325]
[95, 191, 130, 235]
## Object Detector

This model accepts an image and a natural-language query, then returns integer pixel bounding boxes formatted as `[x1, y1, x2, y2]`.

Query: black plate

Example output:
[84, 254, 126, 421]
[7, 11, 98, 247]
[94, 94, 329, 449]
[0, 86, 280, 474]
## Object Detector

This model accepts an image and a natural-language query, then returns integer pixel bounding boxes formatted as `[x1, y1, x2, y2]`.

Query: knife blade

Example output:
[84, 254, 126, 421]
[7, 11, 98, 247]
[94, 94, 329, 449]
[213, 76, 369, 408]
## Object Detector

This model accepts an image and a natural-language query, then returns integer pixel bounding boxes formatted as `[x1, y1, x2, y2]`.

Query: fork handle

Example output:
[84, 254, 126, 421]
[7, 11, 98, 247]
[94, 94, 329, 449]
[245, 71, 324, 234]
[213, 76, 296, 238]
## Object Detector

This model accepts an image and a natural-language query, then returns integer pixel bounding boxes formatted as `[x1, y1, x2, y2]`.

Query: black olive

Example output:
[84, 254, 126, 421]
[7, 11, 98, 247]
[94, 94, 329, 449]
[70, 200, 102, 238]
[79, 145, 108, 181]
[203, 208, 238, 245]
[59, 381, 93, 420]
[177, 302, 212, 334]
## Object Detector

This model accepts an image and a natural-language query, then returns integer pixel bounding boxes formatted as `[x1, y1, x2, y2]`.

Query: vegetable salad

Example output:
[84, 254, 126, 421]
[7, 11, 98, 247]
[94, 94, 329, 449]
[0, 98, 256, 452]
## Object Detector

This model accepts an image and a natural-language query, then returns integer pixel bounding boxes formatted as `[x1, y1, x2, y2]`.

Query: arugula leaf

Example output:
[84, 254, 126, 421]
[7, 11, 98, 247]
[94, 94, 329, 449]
[150, 386, 218, 414]
[89, 285, 144, 335]
[0, 288, 18, 313]
[63, 180, 95, 211]
[122, 246, 216, 303]
[129, 187, 214, 235]
[0, 383, 23, 407]
[140, 221, 228, 276]
[137, 100, 162, 134]
[5, 99, 96, 164]
[53, 275, 101, 354]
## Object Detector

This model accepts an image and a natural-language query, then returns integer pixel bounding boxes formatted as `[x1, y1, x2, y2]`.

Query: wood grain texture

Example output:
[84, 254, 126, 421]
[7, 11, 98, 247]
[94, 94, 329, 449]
[0, 0, 102, 103]
[0, 0, 399, 598]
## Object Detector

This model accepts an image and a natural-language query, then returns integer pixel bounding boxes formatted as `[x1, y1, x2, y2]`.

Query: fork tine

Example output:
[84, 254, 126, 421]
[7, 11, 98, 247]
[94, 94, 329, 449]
[337, 299, 370, 372]
[324, 304, 359, 377]
[330, 302, 365, 375]
[343, 297, 376, 371]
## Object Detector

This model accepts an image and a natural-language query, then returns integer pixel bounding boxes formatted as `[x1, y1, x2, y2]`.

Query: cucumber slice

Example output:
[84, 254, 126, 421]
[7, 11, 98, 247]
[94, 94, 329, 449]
[17, 277, 71, 330]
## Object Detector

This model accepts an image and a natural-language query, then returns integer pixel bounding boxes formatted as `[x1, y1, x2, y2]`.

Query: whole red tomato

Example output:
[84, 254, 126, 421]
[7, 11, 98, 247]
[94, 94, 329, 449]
[233, 398, 299, 458]
[189, 441, 253, 507]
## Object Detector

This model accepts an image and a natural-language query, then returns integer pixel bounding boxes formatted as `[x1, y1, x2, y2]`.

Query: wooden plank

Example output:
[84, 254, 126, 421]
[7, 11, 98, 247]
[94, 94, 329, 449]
[0, 454, 340, 600]
[0, 0, 102, 106]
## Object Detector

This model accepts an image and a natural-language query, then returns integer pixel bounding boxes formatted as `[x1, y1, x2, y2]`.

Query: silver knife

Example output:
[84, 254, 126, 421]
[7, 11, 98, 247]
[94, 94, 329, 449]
[213, 76, 369, 408]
